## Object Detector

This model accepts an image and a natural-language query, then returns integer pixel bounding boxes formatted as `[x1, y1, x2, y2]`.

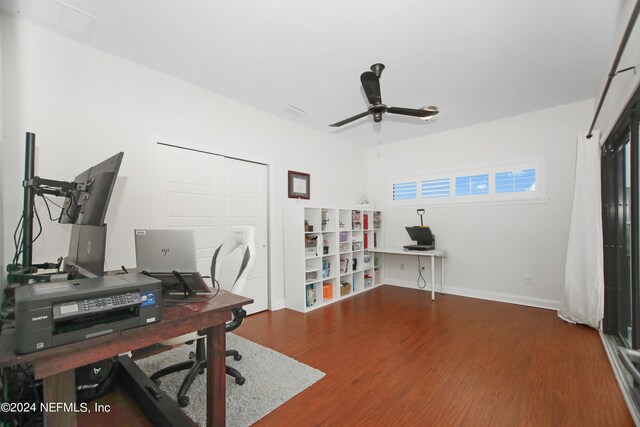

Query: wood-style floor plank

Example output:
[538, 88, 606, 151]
[238, 286, 632, 427]
[80, 285, 632, 426]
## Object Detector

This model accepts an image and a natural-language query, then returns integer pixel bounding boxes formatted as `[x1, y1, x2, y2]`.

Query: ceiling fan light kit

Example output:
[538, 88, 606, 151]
[330, 63, 439, 127]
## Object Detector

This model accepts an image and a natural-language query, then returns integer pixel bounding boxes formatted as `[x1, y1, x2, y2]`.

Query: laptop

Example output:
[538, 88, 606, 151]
[134, 229, 209, 293]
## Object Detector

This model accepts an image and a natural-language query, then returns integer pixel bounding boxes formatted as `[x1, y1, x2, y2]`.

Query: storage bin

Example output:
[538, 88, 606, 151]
[340, 282, 351, 296]
[364, 274, 373, 288]
[306, 271, 318, 281]
[363, 255, 371, 268]
[323, 282, 333, 301]
[339, 231, 349, 242]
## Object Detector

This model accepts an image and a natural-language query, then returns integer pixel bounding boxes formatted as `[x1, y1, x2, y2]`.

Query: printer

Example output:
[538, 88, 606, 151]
[15, 273, 162, 354]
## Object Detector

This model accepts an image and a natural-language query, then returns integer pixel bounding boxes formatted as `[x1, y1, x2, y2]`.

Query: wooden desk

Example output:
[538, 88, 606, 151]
[369, 247, 446, 300]
[0, 290, 252, 426]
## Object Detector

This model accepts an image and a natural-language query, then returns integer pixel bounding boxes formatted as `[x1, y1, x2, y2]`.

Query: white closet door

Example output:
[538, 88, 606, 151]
[152, 143, 269, 314]
[223, 158, 268, 314]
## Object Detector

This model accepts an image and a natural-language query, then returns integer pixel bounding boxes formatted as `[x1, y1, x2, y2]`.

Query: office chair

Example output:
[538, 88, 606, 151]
[149, 226, 256, 407]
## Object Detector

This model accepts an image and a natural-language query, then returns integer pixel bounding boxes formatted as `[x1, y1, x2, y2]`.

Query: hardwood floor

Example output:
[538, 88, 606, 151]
[82, 285, 633, 426]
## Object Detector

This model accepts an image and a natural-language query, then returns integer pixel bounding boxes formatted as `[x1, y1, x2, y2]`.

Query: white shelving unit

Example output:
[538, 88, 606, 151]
[284, 206, 384, 312]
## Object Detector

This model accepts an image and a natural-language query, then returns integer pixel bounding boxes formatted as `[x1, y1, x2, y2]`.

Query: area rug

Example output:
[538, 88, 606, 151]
[136, 333, 325, 426]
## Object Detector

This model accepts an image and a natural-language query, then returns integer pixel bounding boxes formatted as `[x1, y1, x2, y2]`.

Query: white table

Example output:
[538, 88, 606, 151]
[369, 247, 446, 300]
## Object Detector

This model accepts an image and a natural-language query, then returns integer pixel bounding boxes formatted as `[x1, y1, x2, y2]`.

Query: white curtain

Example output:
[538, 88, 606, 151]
[558, 131, 604, 329]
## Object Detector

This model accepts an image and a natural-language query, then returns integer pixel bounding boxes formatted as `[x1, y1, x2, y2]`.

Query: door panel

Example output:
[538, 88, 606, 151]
[153, 144, 269, 314]
[223, 158, 269, 314]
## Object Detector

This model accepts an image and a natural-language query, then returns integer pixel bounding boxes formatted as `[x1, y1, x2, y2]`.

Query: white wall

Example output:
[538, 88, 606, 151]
[366, 100, 594, 309]
[1, 16, 366, 308]
[595, 1, 640, 140]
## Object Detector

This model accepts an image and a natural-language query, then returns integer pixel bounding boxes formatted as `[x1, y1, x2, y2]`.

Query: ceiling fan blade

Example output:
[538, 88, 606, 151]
[329, 111, 370, 127]
[387, 106, 439, 119]
[360, 71, 382, 106]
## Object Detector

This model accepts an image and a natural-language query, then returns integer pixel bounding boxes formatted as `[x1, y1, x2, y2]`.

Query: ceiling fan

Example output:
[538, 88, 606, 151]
[329, 63, 439, 127]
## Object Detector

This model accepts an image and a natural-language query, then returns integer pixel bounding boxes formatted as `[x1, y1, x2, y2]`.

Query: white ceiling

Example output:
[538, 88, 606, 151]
[0, 0, 622, 146]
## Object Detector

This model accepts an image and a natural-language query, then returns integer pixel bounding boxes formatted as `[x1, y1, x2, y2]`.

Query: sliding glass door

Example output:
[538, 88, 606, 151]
[603, 93, 639, 349]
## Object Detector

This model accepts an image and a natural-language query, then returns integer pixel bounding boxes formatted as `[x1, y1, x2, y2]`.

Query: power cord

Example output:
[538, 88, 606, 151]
[417, 256, 427, 289]
[40, 195, 63, 222]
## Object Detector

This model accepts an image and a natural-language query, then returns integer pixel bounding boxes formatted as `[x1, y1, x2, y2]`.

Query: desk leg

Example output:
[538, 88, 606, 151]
[431, 256, 435, 301]
[43, 369, 76, 427]
[206, 324, 226, 427]
[441, 257, 445, 294]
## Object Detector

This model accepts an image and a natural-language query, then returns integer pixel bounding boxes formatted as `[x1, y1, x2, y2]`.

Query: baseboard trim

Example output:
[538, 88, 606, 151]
[385, 279, 560, 310]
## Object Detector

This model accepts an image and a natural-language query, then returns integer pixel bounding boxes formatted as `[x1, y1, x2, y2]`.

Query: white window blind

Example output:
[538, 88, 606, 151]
[421, 178, 450, 198]
[391, 162, 543, 205]
[455, 174, 489, 196]
[495, 168, 536, 193]
[393, 181, 417, 200]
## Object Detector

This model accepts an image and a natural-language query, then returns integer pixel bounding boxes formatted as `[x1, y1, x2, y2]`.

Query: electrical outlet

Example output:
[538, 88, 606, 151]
[400, 263, 404, 271]
[524, 275, 533, 286]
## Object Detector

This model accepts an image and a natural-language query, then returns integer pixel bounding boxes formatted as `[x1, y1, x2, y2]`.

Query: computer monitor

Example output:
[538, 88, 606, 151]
[405, 226, 434, 246]
[60, 152, 124, 226]
[66, 224, 107, 277]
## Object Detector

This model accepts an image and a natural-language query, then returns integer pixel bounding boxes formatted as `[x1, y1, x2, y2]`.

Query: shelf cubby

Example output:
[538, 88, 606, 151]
[321, 209, 337, 232]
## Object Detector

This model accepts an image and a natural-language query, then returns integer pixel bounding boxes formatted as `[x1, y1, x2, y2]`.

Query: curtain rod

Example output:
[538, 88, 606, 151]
[587, 0, 640, 139]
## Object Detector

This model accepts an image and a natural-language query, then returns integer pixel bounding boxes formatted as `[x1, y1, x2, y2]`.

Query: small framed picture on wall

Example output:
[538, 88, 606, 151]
[288, 170, 310, 199]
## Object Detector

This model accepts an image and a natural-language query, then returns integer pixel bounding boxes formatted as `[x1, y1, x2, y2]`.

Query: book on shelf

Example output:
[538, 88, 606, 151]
[322, 259, 331, 278]
[364, 233, 368, 249]
[364, 214, 369, 229]
[306, 283, 316, 307]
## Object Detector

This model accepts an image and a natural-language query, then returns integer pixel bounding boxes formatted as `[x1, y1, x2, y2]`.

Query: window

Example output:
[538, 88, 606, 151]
[496, 169, 536, 193]
[390, 162, 543, 205]
[392, 181, 417, 200]
[421, 178, 450, 199]
[455, 174, 489, 196]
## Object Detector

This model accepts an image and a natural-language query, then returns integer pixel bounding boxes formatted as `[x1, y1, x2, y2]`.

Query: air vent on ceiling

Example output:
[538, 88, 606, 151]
[280, 104, 308, 118]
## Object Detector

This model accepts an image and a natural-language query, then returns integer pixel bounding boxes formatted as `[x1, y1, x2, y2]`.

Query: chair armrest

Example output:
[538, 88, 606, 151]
[196, 307, 246, 336]
[226, 307, 246, 333]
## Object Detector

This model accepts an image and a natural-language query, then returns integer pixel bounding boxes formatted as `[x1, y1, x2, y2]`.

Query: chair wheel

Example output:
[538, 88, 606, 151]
[153, 379, 161, 386]
[198, 367, 205, 375]
[178, 396, 190, 407]
[235, 377, 245, 385]
[234, 354, 242, 361]
[189, 351, 196, 359]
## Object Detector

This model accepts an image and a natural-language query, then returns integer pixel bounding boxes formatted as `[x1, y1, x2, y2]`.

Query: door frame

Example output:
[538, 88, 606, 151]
[148, 136, 276, 311]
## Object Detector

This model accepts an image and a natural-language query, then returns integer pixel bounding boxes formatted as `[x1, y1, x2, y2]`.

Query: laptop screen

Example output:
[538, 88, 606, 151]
[134, 229, 197, 273]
